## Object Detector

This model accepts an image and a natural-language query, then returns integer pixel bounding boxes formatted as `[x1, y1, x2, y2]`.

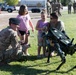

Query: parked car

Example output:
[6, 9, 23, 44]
[0, 3, 16, 13]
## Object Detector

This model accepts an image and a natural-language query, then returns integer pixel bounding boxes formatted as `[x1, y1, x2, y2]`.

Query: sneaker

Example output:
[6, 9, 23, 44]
[51, 51, 55, 56]
[22, 53, 27, 56]
[22, 53, 30, 56]
[26, 53, 30, 56]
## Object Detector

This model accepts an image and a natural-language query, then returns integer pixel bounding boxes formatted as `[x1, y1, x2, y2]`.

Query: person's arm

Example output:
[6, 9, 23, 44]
[10, 32, 20, 54]
[29, 20, 35, 32]
[27, 14, 34, 32]
[60, 3, 63, 9]
[57, 21, 65, 31]
[60, 21, 65, 31]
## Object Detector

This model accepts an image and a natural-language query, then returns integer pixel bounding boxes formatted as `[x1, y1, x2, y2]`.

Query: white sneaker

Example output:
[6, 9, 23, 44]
[51, 51, 55, 56]
[26, 53, 30, 56]
[22, 53, 30, 56]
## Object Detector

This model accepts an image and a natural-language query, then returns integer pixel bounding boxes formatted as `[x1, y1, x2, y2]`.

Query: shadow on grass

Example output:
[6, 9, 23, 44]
[18, 55, 61, 67]
[26, 56, 76, 74]
[26, 55, 59, 61]
[0, 64, 48, 75]
[0, 64, 76, 75]
[0, 55, 76, 75]
[0, 55, 58, 75]
[45, 66, 76, 75]
[15, 55, 45, 62]
[26, 55, 43, 61]
[66, 66, 76, 73]
[0, 63, 76, 75]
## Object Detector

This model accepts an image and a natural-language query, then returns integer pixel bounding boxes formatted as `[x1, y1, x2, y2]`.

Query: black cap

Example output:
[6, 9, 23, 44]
[50, 13, 58, 19]
[9, 18, 20, 25]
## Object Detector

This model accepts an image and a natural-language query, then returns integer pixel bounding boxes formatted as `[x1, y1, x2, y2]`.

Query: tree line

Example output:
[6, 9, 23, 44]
[0, 0, 19, 5]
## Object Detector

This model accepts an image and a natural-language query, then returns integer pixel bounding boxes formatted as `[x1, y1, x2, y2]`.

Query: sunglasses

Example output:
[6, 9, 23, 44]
[50, 17, 56, 20]
[51, 18, 53, 19]
[50, 17, 54, 19]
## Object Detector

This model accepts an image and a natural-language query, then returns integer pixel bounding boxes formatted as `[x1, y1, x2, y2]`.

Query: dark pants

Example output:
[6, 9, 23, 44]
[73, 7, 76, 13]
[68, 6, 71, 14]
[47, 7, 51, 15]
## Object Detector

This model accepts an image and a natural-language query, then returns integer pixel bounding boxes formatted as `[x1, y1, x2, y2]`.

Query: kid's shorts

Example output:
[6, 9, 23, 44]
[38, 33, 46, 46]
[19, 30, 30, 35]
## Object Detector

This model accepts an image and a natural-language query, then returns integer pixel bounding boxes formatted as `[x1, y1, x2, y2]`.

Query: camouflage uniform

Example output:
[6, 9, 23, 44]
[68, 2, 72, 14]
[73, 2, 76, 14]
[52, 3, 62, 16]
[0, 26, 26, 62]
[47, 1, 51, 15]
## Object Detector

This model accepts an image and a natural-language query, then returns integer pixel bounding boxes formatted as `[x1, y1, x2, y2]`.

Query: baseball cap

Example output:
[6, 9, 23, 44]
[9, 18, 20, 25]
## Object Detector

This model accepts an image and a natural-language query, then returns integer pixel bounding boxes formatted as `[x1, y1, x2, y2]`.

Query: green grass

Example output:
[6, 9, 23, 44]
[0, 11, 76, 75]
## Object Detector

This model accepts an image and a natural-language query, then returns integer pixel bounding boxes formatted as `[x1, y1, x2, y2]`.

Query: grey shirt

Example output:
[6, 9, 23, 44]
[47, 21, 65, 31]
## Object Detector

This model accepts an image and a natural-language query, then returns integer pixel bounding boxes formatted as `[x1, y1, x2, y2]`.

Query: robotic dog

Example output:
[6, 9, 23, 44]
[43, 28, 76, 70]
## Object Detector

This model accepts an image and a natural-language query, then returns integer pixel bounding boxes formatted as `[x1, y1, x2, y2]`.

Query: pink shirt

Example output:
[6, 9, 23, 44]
[17, 14, 31, 31]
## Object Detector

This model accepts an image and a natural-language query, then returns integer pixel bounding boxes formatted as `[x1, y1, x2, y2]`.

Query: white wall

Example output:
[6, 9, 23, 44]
[20, 0, 47, 11]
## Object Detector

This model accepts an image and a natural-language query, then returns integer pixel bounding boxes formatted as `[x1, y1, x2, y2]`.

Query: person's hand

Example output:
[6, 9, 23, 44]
[42, 26, 47, 32]
[32, 28, 35, 32]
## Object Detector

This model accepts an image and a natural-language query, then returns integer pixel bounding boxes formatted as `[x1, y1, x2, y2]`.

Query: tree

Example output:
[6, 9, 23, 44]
[0, 0, 4, 3]
[50, 0, 74, 6]
[61, 0, 72, 6]
[5, 0, 19, 5]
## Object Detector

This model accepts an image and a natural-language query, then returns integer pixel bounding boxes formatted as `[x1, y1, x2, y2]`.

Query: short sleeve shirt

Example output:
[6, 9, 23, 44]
[17, 14, 31, 31]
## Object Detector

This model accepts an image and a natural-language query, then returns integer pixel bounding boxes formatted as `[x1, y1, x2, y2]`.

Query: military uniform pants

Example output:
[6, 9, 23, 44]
[73, 7, 76, 13]
[47, 7, 51, 15]
[0, 48, 24, 63]
[68, 6, 71, 14]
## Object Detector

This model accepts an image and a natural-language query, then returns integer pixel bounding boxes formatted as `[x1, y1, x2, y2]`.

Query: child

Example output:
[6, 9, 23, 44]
[36, 10, 48, 57]
[17, 5, 34, 56]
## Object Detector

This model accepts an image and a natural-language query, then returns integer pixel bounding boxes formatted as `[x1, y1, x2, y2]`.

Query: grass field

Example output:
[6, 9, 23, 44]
[0, 11, 76, 75]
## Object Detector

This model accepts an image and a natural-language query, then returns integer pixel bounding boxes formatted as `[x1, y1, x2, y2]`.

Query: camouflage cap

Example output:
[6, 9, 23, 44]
[9, 18, 20, 25]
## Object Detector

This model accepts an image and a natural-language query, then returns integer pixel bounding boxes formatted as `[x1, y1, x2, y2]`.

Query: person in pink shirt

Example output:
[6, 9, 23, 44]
[17, 5, 34, 56]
